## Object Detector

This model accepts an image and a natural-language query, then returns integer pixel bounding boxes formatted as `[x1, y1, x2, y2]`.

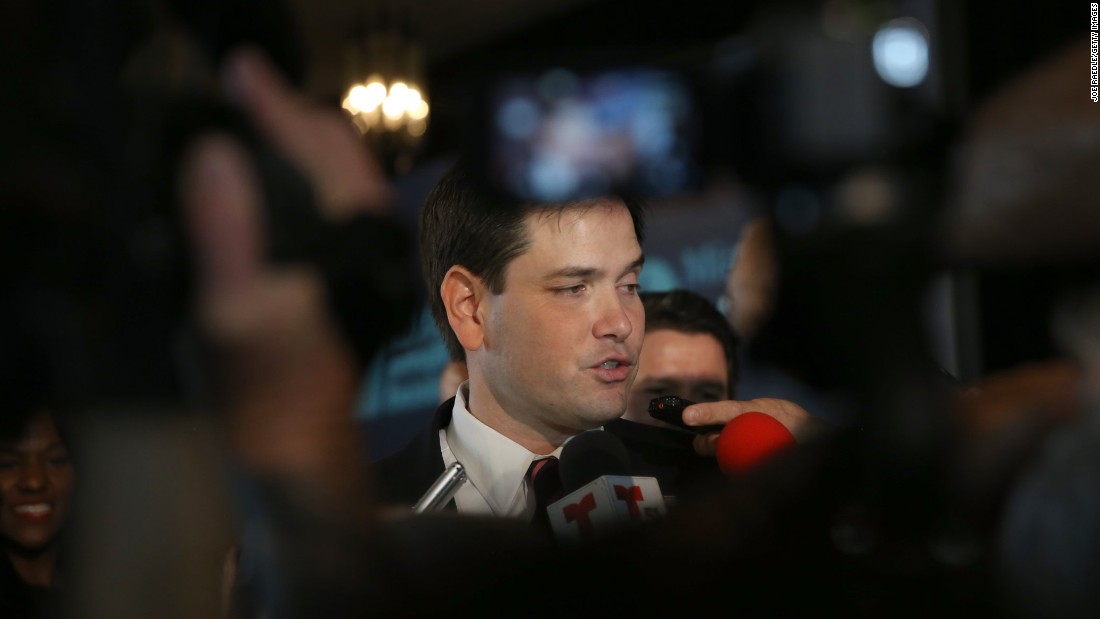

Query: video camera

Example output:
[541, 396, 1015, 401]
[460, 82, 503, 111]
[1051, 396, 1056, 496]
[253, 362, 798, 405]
[467, 5, 945, 204]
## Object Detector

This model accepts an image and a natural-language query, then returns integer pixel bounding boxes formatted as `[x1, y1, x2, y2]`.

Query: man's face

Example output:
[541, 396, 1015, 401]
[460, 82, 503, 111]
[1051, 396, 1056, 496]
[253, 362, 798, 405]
[475, 200, 645, 443]
[623, 329, 730, 430]
[0, 413, 74, 554]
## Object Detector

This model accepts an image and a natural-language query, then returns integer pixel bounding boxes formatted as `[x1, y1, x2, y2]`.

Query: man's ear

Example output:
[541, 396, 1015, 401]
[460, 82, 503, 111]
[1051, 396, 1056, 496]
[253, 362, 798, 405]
[441, 265, 487, 352]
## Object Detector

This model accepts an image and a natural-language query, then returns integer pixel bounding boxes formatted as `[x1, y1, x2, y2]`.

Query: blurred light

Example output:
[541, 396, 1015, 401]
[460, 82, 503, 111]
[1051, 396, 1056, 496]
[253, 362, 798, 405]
[342, 33, 430, 142]
[350, 113, 370, 135]
[538, 68, 580, 102]
[407, 118, 427, 137]
[637, 257, 679, 292]
[529, 156, 578, 202]
[632, 110, 673, 156]
[389, 81, 409, 101]
[382, 110, 404, 130]
[345, 85, 368, 113]
[408, 99, 430, 121]
[382, 94, 405, 120]
[364, 80, 387, 107]
[872, 18, 930, 88]
[646, 159, 687, 194]
[836, 169, 896, 225]
[498, 97, 541, 140]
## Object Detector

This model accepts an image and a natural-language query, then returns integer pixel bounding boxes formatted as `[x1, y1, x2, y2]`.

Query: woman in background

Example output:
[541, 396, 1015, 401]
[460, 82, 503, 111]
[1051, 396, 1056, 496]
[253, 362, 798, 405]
[0, 410, 75, 618]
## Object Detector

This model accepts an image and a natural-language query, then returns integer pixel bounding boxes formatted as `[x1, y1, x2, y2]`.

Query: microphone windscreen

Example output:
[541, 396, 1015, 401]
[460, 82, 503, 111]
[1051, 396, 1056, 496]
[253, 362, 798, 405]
[715, 412, 795, 474]
[559, 431, 632, 494]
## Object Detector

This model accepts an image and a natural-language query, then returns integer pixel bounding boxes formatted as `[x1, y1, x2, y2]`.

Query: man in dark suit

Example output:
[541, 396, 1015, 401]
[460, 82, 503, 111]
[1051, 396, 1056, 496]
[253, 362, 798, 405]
[391, 286, 821, 506]
[373, 166, 827, 516]
[374, 162, 648, 517]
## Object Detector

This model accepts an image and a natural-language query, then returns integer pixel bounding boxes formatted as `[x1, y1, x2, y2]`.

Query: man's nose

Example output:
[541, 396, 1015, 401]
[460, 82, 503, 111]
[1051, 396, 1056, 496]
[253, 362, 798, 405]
[593, 293, 635, 342]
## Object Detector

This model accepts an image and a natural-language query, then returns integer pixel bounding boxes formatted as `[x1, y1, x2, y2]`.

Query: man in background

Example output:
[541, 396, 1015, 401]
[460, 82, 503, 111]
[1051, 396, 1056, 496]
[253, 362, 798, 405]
[608, 289, 817, 498]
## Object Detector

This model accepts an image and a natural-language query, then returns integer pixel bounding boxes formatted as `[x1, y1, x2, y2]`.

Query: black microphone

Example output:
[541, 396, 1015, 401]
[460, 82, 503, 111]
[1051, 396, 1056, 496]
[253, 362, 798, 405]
[559, 431, 632, 494]
[548, 431, 667, 542]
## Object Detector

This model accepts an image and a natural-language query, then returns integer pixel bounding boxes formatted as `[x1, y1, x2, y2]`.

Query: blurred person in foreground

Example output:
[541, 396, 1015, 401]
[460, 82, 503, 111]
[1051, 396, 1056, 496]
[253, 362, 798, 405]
[723, 217, 855, 426]
[177, 46, 421, 619]
[941, 38, 1100, 618]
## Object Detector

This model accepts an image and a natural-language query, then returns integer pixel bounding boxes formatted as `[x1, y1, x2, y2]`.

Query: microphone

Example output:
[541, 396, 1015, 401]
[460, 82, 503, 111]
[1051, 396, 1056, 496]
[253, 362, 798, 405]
[547, 431, 667, 542]
[412, 462, 467, 513]
[714, 412, 796, 474]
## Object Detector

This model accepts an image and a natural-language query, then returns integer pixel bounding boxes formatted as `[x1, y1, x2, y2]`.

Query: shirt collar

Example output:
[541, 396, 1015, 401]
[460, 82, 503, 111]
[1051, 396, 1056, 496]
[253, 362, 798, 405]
[448, 382, 565, 516]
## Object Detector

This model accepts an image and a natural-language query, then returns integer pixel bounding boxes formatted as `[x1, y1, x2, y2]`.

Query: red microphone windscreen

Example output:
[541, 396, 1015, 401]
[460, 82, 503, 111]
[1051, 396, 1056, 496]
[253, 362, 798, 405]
[715, 412, 795, 474]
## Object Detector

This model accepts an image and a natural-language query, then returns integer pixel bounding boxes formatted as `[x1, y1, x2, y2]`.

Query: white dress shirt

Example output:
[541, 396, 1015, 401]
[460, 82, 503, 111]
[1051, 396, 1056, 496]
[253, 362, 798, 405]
[439, 383, 565, 519]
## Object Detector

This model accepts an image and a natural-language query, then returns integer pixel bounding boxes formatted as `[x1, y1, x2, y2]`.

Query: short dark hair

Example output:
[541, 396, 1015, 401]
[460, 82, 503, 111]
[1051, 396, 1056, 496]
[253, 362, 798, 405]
[419, 160, 646, 360]
[641, 289, 740, 396]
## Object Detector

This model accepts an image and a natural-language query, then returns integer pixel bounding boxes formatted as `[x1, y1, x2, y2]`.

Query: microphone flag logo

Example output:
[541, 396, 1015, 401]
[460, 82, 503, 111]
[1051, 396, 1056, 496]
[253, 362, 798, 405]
[547, 476, 666, 542]
[562, 493, 599, 537]
[613, 485, 644, 521]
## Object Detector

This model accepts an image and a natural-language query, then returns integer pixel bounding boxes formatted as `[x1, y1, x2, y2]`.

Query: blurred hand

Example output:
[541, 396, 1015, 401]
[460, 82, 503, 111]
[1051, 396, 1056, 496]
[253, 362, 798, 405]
[181, 132, 364, 496]
[684, 397, 825, 456]
[178, 48, 391, 521]
[225, 48, 392, 219]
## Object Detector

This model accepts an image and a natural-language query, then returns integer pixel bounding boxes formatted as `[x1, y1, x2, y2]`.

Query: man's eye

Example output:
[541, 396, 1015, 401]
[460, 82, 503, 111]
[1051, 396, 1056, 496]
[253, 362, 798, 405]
[558, 284, 586, 295]
[696, 391, 725, 403]
[621, 283, 640, 295]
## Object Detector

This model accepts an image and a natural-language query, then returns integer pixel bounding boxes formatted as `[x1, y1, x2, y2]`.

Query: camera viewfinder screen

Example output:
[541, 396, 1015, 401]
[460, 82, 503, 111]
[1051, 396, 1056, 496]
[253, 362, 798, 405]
[487, 68, 700, 202]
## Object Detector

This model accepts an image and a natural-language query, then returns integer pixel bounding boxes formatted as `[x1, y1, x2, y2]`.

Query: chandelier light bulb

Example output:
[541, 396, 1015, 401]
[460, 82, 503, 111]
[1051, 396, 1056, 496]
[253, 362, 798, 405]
[342, 42, 430, 141]
[346, 84, 372, 113]
[408, 99, 430, 121]
[363, 80, 387, 109]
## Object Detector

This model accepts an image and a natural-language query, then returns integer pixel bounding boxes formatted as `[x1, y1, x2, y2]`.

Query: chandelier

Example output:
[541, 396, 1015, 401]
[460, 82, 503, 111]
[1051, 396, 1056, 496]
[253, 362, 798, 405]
[341, 24, 429, 141]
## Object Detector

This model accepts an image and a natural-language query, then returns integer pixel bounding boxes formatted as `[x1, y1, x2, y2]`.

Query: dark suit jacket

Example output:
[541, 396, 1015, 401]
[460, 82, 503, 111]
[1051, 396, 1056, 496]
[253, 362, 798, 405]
[372, 398, 455, 508]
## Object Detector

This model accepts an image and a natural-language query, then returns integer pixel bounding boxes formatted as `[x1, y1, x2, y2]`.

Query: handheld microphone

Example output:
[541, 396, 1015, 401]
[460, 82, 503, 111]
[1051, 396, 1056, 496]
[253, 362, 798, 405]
[548, 431, 666, 542]
[714, 412, 795, 474]
[648, 396, 724, 434]
[412, 462, 467, 513]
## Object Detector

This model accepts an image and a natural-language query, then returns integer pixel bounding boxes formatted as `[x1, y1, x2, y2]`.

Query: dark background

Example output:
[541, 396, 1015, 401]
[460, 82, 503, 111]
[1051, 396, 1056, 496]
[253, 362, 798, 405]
[0, 0, 1085, 455]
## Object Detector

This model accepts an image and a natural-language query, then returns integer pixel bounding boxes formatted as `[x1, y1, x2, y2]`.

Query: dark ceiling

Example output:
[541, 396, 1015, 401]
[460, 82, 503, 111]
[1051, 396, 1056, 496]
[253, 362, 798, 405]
[282, 0, 1081, 150]
[286, 0, 1080, 98]
[286, 0, 763, 163]
[289, 0, 603, 98]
